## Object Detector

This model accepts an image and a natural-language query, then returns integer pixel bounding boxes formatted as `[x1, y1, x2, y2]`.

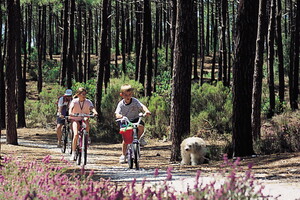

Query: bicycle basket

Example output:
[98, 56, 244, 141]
[119, 127, 133, 144]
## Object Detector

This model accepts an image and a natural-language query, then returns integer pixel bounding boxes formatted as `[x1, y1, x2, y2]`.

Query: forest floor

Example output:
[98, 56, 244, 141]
[1, 127, 300, 199]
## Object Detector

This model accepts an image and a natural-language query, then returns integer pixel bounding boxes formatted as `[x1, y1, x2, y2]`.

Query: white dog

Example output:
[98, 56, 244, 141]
[180, 137, 207, 166]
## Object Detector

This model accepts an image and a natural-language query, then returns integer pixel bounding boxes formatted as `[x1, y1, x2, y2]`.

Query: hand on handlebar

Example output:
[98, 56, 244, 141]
[145, 111, 151, 117]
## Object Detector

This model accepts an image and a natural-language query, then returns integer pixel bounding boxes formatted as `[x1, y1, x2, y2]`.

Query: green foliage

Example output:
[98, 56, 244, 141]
[155, 47, 172, 97]
[144, 95, 170, 139]
[155, 70, 172, 97]
[71, 79, 97, 100]
[190, 82, 232, 135]
[42, 60, 61, 83]
[261, 91, 288, 117]
[25, 85, 65, 127]
[157, 47, 171, 70]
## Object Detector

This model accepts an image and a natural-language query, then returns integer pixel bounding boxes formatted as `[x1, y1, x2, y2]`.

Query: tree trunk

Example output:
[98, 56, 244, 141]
[170, 0, 176, 73]
[154, 1, 159, 92]
[145, 0, 153, 97]
[252, 0, 267, 141]
[16, 0, 25, 128]
[193, 0, 198, 80]
[221, 0, 228, 86]
[0, 0, 6, 129]
[291, 0, 299, 110]
[6, 0, 18, 145]
[60, 0, 69, 86]
[115, 1, 120, 77]
[267, 0, 276, 118]
[211, 1, 217, 83]
[67, 0, 75, 89]
[199, 0, 205, 85]
[205, 0, 210, 56]
[87, 9, 92, 80]
[95, 0, 109, 123]
[83, 8, 88, 82]
[232, 0, 258, 157]
[170, 0, 193, 162]
[138, 1, 146, 89]
[104, 0, 112, 90]
[48, 4, 53, 60]
[37, 6, 43, 94]
[77, 3, 83, 82]
[276, 0, 285, 107]
[121, 2, 126, 74]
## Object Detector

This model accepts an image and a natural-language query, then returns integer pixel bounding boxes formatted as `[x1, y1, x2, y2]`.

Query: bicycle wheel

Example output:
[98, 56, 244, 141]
[81, 130, 88, 166]
[76, 145, 81, 165]
[133, 143, 140, 170]
[61, 126, 67, 153]
[67, 129, 73, 154]
[127, 145, 133, 169]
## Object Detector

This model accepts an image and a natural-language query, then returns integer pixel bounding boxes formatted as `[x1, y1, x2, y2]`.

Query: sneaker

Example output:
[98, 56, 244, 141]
[140, 138, 147, 147]
[119, 155, 126, 164]
[70, 153, 76, 161]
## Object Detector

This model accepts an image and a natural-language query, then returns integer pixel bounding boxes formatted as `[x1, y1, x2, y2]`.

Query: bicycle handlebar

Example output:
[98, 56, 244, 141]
[70, 113, 96, 118]
[116, 112, 146, 126]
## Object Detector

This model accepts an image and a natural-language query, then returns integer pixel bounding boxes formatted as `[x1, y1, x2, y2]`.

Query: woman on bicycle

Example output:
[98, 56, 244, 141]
[69, 87, 98, 161]
[115, 84, 151, 164]
[56, 89, 73, 148]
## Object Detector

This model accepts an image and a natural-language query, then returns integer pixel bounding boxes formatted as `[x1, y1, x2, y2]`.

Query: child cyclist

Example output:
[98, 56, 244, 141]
[56, 89, 73, 148]
[68, 87, 98, 161]
[115, 84, 151, 164]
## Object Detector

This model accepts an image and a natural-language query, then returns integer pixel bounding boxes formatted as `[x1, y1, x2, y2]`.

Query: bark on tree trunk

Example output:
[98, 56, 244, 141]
[267, 0, 276, 118]
[16, 0, 26, 128]
[95, 0, 109, 123]
[6, 0, 18, 145]
[276, 0, 285, 107]
[60, 0, 69, 86]
[145, 0, 153, 97]
[170, 0, 193, 162]
[252, 0, 267, 141]
[232, 0, 258, 157]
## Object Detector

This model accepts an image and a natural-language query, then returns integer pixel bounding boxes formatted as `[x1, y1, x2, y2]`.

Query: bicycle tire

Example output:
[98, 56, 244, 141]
[127, 145, 133, 169]
[82, 130, 88, 166]
[61, 126, 67, 153]
[76, 146, 81, 165]
[67, 129, 73, 155]
[133, 143, 140, 170]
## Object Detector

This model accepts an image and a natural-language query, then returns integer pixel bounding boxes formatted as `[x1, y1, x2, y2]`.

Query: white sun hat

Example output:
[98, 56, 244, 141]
[64, 89, 72, 96]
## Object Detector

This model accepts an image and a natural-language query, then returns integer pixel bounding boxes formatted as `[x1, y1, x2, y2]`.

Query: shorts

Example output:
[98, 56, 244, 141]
[57, 117, 65, 125]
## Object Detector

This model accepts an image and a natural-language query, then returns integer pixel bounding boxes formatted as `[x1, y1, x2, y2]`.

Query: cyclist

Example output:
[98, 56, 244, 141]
[69, 87, 98, 161]
[115, 84, 151, 164]
[56, 89, 73, 148]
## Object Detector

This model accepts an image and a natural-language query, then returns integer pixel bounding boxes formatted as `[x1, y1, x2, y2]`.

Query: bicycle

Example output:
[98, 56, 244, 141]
[60, 116, 73, 154]
[71, 113, 95, 166]
[116, 113, 146, 170]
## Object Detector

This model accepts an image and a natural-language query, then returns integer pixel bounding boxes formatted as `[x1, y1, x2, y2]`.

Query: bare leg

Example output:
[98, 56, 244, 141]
[56, 124, 63, 145]
[72, 121, 79, 152]
[122, 140, 127, 156]
[137, 125, 144, 138]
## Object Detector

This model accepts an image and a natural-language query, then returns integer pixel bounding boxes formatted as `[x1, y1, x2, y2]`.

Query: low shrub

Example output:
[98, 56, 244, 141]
[146, 94, 171, 139]
[25, 84, 65, 128]
[191, 82, 232, 135]
[255, 110, 300, 154]
[0, 154, 271, 199]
